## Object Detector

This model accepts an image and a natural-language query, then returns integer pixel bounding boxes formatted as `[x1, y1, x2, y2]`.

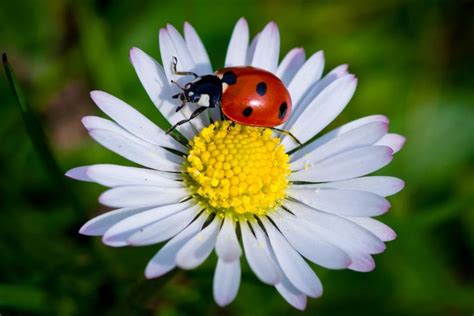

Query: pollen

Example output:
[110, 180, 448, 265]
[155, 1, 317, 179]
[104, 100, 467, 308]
[184, 121, 290, 217]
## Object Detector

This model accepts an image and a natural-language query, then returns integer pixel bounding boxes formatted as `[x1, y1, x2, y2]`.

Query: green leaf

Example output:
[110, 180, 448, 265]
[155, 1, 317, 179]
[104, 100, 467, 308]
[2, 53, 82, 214]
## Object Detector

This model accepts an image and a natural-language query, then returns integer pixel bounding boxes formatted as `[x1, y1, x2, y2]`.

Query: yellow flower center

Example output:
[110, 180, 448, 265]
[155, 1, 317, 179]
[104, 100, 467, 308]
[184, 121, 290, 217]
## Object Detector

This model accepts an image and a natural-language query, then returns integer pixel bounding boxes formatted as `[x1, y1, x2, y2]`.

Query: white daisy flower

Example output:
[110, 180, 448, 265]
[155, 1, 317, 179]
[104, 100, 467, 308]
[67, 18, 405, 310]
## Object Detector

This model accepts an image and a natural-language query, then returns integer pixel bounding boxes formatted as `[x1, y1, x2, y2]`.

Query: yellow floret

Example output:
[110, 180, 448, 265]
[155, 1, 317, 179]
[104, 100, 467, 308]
[184, 121, 290, 217]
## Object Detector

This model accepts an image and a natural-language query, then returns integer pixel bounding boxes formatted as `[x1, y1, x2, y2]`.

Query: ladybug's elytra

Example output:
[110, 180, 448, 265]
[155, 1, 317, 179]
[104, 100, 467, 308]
[216, 67, 291, 127]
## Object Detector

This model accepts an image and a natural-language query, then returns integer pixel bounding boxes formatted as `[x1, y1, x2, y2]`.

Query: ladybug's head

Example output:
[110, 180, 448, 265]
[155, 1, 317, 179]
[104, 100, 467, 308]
[172, 82, 198, 104]
[172, 75, 223, 109]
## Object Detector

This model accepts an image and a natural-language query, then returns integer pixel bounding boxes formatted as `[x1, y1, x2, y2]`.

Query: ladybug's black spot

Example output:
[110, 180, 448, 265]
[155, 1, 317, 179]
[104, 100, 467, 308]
[242, 106, 253, 117]
[222, 71, 237, 85]
[278, 102, 288, 119]
[256, 82, 267, 96]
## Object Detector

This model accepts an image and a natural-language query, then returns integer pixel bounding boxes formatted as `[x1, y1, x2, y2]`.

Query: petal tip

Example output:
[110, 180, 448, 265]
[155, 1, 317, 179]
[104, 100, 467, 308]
[293, 302, 307, 311]
[237, 17, 248, 24]
[79, 223, 96, 236]
[144, 268, 159, 279]
[388, 230, 397, 241]
[89, 90, 102, 101]
[295, 47, 305, 53]
[65, 166, 91, 181]
[129, 47, 141, 60]
[268, 20, 278, 29]
[159, 27, 168, 37]
[398, 179, 406, 191]
[81, 116, 94, 130]
[97, 191, 110, 206]
[398, 135, 407, 149]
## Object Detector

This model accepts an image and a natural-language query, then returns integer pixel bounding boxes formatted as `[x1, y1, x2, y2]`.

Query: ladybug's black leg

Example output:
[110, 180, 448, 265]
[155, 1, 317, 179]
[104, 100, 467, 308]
[174, 94, 187, 112]
[271, 127, 302, 146]
[176, 100, 187, 112]
[171, 56, 198, 78]
[227, 121, 236, 131]
[166, 106, 207, 134]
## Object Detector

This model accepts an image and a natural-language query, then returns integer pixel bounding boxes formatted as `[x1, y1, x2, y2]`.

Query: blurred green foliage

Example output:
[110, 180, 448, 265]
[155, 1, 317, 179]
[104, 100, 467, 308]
[1, 0, 473, 315]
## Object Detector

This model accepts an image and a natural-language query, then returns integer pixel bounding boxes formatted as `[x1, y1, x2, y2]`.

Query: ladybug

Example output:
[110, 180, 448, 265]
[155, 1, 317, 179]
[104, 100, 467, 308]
[168, 57, 300, 144]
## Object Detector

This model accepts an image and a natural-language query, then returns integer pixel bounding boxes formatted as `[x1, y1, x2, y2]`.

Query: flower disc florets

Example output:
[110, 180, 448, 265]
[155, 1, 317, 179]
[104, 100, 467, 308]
[185, 121, 289, 217]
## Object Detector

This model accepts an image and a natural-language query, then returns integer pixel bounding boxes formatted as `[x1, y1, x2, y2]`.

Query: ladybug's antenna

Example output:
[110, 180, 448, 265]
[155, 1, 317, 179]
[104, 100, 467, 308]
[170, 80, 185, 90]
[271, 127, 302, 146]
[171, 56, 198, 78]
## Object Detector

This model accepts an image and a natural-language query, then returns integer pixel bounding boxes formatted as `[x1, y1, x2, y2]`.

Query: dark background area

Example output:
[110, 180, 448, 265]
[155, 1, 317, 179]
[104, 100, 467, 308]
[1, 0, 473, 315]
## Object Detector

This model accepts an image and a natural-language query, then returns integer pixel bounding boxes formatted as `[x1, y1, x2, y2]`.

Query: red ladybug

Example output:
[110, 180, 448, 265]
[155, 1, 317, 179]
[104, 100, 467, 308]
[168, 57, 298, 143]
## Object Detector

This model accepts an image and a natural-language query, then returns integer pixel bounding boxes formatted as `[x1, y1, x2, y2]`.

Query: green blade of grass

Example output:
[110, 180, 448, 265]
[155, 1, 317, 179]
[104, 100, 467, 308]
[2, 53, 82, 214]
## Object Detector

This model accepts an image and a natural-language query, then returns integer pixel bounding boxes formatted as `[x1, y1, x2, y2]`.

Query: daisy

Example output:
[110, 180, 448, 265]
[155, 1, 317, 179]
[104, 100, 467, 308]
[66, 18, 405, 310]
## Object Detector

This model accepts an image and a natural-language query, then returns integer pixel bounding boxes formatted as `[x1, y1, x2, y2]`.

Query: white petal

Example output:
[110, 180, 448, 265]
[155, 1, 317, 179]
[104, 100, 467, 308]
[293, 176, 405, 197]
[287, 51, 325, 108]
[285, 200, 385, 255]
[375, 133, 406, 154]
[213, 259, 241, 307]
[225, 18, 249, 67]
[176, 216, 222, 269]
[275, 275, 307, 311]
[347, 252, 376, 272]
[270, 209, 351, 269]
[79, 206, 151, 236]
[83, 117, 181, 171]
[241, 221, 281, 285]
[282, 74, 357, 149]
[166, 24, 211, 128]
[290, 114, 388, 161]
[182, 22, 220, 122]
[99, 186, 188, 208]
[328, 63, 349, 77]
[159, 27, 207, 132]
[251, 21, 280, 72]
[89, 90, 185, 151]
[102, 201, 192, 247]
[286, 64, 349, 129]
[215, 216, 242, 262]
[287, 188, 391, 217]
[286, 201, 381, 272]
[127, 205, 200, 246]
[184, 22, 212, 74]
[344, 217, 397, 242]
[291, 121, 388, 170]
[245, 32, 260, 65]
[145, 212, 208, 279]
[66, 164, 181, 188]
[276, 48, 306, 86]
[161, 24, 195, 81]
[261, 218, 322, 298]
[65, 166, 92, 182]
[129, 47, 195, 139]
[290, 146, 394, 182]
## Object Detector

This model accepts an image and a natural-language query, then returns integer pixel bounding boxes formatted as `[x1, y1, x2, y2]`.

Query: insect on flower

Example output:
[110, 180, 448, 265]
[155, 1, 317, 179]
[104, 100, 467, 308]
[168, 56, 300, 144]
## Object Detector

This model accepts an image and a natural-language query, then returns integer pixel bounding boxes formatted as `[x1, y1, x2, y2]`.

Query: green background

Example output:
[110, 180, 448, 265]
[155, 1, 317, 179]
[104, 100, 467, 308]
[1, 0, 473, 315]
